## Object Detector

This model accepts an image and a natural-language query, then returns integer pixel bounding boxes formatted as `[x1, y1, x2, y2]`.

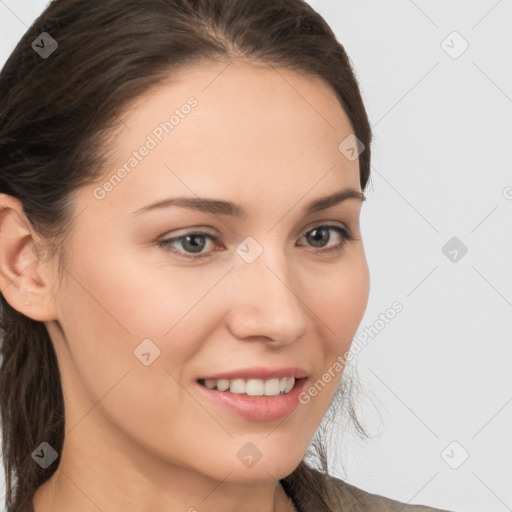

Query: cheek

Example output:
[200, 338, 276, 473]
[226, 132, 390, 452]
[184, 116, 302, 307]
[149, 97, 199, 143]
[309, 252, 370, 346]
[60, 242, 220, 337]
[54, 244, 230, 398]
[53, 252, 212, 455]
[288, 254, 368, 411]
[53, 251, 194, 396]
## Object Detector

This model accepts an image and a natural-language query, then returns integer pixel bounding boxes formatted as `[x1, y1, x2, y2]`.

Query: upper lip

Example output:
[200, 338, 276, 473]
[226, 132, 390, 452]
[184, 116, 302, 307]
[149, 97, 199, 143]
[197, 366, 309, 381]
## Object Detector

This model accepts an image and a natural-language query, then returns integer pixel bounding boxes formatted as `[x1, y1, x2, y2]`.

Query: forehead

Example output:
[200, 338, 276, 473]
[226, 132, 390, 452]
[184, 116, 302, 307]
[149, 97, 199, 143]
[83, 60, 360, 216]
[122, 60, 347, 123]
[113, 59, 353, 152]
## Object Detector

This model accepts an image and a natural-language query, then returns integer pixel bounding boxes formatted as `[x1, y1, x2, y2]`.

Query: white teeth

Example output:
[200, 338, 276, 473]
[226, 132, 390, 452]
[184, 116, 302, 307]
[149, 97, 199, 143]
[202, 377, 296, 396]
[216, 379, 229, 391]
[230, 379, 246, 394]
[264, 378, 281, 396]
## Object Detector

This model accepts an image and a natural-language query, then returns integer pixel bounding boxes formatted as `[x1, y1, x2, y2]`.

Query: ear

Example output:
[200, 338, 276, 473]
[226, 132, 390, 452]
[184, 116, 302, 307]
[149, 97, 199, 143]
[0, 193, 59, 321]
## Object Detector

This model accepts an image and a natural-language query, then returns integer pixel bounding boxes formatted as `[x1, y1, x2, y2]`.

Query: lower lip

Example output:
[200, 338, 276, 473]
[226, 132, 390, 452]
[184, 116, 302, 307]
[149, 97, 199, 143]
[195, 378, 308, 421]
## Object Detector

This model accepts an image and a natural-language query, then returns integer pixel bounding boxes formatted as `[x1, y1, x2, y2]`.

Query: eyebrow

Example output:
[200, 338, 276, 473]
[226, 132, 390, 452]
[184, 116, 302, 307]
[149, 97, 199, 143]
[131, 187, 366, 218]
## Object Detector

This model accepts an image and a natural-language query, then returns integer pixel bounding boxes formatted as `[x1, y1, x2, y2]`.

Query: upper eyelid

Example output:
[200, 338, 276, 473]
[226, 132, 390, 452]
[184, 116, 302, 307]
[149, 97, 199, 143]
[159, 224, 353, 261]
[161, 223, 351, 248]
[162, 219, 350, 238]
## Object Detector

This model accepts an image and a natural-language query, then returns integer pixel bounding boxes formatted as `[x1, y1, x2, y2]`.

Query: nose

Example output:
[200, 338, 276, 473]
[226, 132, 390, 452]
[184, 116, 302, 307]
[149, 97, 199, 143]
[225, 247, 309, 347]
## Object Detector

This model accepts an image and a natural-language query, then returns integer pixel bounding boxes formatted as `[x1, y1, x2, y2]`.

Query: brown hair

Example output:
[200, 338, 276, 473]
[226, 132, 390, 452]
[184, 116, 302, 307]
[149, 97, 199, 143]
[0, 0, 373, 510]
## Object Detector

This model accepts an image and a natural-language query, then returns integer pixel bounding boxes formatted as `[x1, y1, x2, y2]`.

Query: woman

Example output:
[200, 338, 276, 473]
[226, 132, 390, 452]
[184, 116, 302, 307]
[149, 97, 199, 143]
[0, 0, 456, 510]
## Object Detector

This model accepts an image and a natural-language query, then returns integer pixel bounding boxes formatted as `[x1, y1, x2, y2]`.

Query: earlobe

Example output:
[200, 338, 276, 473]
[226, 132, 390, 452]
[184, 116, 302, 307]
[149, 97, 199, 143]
[0, 193, 58, 321]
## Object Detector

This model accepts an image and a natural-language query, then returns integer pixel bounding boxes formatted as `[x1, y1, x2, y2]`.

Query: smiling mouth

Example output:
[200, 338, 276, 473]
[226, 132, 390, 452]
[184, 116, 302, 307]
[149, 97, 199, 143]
[196, 377, 305, 397]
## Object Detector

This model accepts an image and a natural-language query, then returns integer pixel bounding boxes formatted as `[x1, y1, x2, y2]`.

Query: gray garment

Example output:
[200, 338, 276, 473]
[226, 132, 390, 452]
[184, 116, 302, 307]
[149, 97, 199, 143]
[282, 472, 454, 512]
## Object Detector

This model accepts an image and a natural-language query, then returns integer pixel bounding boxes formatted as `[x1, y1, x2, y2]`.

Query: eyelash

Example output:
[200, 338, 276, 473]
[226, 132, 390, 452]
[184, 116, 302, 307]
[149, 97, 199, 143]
[158, 224, 355, 260]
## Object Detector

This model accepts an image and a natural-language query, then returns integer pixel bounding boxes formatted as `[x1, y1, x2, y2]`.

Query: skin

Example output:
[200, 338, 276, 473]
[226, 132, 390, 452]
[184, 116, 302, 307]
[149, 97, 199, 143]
[0, 60, 369, 512]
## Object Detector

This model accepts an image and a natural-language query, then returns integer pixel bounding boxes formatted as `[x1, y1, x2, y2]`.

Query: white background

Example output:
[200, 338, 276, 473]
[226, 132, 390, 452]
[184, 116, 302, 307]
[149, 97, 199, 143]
[1, 1, 511, 511]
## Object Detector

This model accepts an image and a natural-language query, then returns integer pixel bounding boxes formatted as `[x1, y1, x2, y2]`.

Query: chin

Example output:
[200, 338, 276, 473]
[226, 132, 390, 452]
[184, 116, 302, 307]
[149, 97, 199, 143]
[231, 456, 303, 483]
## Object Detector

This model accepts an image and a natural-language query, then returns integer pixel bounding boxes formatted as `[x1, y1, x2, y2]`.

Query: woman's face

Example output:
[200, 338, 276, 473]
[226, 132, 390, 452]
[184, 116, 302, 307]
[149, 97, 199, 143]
[45, 61, 369, 484]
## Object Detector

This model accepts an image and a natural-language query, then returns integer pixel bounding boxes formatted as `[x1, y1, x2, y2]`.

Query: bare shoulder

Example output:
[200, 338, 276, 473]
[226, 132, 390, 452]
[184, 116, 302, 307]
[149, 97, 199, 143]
[323, 473, 455, 512]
